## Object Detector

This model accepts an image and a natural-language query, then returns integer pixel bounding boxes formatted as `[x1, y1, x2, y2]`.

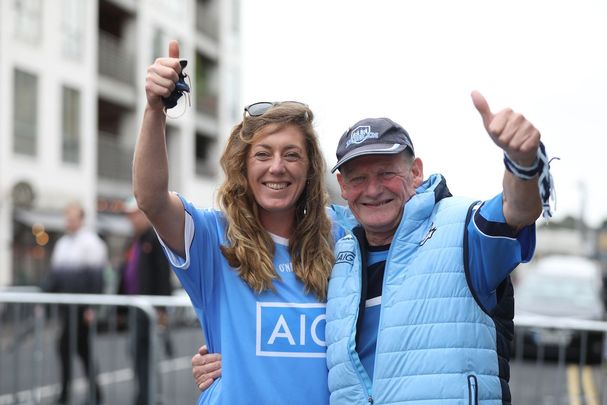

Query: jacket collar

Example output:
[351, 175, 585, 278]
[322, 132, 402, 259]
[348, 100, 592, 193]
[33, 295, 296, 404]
[330, 173, 452, 233]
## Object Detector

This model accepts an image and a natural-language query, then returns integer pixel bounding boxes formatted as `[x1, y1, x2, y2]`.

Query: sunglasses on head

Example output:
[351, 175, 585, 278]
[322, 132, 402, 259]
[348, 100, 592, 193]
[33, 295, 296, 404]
[243, 101, 308, 117]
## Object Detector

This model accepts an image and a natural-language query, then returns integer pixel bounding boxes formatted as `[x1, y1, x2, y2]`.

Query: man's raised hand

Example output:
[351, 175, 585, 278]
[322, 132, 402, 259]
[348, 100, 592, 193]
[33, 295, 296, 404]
[471, 90, 540, 167]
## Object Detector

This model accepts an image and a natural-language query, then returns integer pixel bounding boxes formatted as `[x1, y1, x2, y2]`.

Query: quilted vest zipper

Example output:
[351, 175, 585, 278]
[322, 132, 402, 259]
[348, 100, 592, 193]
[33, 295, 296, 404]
[370, 204, 411, 405]
[348, 239, 374, 403]
[468, 374, 478, 405]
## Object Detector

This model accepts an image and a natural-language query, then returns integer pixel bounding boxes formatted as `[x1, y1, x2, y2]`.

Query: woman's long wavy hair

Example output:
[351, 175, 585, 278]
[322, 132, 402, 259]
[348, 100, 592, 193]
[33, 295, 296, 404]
[217, 103, 334, 301]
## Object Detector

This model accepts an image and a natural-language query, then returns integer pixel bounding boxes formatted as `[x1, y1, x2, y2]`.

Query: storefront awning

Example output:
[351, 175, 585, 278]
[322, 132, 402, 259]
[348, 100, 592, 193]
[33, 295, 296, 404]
[13, 209, 132, 236]
[13, 209, 65, 232]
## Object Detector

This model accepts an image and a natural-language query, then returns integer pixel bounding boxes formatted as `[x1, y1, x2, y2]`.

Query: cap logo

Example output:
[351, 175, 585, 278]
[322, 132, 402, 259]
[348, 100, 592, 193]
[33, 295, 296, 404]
[346, 126, 379, 147]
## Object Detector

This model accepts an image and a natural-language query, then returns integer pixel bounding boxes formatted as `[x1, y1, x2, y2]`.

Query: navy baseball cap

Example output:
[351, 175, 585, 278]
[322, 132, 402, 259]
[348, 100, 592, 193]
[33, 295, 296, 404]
[331, 117, 414, 173]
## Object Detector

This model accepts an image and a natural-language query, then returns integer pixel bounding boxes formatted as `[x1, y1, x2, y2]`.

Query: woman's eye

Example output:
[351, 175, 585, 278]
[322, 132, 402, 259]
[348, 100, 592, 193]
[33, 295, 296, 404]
[284, 152, 302, 162]
[254, 151, 271, 160]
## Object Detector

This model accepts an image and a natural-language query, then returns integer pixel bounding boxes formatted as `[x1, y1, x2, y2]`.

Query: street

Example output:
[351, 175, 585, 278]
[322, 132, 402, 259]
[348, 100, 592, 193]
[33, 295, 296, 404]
[511, 359, 606, 404]
[2, 317, 606, 404]
[0, 324, 202, 405]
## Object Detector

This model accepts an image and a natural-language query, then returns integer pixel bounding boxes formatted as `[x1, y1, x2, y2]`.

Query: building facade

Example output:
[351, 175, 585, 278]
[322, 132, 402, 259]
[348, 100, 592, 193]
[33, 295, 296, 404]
[0, 0, 241, 286]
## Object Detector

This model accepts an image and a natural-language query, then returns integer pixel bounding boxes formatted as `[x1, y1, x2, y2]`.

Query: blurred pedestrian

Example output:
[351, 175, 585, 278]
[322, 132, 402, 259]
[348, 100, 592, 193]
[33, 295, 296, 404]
[117, 197, 173, 405]
[44, 202, 107, 405]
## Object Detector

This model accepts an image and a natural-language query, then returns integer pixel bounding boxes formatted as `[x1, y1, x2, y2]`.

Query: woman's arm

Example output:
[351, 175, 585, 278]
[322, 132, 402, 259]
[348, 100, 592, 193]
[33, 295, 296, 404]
[133, 40, 186, 256]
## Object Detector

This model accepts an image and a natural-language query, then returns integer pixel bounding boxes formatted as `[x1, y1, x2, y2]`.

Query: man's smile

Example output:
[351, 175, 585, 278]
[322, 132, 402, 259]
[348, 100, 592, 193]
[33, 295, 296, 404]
[362, 199, 394, 207]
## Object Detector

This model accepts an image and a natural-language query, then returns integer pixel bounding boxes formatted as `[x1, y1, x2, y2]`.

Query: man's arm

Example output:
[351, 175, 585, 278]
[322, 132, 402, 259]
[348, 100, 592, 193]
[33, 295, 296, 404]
[471, 91, 543, 230]
[133, 40, 185, 256]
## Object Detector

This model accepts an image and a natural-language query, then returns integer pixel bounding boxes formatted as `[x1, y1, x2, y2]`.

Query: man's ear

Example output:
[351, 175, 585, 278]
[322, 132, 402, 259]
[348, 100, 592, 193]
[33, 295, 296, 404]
[411, 158, 424, 187]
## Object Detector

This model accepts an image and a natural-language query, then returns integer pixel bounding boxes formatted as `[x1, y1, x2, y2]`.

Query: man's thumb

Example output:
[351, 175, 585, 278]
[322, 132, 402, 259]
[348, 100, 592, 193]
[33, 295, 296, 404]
[168, 40, 180, 59]
[471, 90, 492, 130]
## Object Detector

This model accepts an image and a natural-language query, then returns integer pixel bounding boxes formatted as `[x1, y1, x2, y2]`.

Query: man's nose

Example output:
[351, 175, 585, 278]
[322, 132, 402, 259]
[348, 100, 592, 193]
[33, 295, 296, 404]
[365, 175, 383, 196]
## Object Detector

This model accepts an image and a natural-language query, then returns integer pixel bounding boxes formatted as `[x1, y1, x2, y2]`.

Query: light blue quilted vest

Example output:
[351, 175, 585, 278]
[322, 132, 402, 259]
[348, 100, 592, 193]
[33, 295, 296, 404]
[327, 175, 507, 405]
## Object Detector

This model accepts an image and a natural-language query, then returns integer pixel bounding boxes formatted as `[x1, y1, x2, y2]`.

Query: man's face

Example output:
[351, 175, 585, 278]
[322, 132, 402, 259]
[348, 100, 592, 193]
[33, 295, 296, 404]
[337, 153, 423, 245]
[64, 206, 83, 234]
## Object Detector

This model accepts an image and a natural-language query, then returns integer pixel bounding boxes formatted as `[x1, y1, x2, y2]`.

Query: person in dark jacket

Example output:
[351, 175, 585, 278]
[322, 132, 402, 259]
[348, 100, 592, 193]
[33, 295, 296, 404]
[118, 197, 173, 405]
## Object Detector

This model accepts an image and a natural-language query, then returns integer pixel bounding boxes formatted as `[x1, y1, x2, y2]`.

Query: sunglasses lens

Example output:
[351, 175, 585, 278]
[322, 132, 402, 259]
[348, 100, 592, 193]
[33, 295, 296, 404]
[246, 102, 274, 117]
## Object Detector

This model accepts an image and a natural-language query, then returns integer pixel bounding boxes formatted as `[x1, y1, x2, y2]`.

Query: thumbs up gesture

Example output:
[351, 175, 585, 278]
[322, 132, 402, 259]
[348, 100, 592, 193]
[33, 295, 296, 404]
[471, 91, 540, 167]
[145, 40, 183, 111]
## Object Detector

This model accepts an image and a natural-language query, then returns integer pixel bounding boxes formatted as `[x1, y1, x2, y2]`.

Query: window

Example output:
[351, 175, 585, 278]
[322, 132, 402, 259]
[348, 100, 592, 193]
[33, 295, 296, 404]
[152, 28, 167, 60]
[61, 0, 85, 60]
[154, 0, 187, 19]
[13, 69, 38, 156]
[97, 99, 132, 182]
[62, 86, 81, 163]
[196, 0, 219, 38]
[231, 0, 240, 34]
[13, 0, 42, 44]
[195, 52, 219, 116]
[195, 133, 217, 177]
[98, 0, 134, 83]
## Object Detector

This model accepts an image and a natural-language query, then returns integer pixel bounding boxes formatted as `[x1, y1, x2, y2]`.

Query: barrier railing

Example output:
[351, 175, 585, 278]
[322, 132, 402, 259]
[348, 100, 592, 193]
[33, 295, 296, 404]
[511, 314, 607, 404]
[0, 292, 200, 405]
[1, 293, 606, 404]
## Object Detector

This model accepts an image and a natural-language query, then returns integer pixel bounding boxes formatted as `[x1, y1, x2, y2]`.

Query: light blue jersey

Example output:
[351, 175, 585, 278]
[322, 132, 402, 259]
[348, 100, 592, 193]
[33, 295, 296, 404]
[161, 195, 339, 405]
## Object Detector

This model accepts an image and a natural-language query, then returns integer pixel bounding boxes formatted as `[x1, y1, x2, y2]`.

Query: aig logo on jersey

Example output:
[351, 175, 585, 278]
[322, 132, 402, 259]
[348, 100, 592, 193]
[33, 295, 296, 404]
[256, 302, 326, 358]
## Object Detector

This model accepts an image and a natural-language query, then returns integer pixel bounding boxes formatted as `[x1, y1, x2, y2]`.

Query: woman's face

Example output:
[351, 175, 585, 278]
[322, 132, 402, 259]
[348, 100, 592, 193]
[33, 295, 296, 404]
[246, 124, 309, 219]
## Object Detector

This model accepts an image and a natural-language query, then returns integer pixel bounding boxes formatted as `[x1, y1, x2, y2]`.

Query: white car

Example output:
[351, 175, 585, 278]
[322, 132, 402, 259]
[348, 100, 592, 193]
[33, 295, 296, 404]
[513, 255, 605, 364]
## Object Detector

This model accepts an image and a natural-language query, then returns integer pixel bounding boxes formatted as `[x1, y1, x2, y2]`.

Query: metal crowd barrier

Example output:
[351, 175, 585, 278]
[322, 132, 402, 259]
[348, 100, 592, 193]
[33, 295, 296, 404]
[511, 314, 607, 405]
[1, 292, 606, 404]
[0, 291, 201, 405]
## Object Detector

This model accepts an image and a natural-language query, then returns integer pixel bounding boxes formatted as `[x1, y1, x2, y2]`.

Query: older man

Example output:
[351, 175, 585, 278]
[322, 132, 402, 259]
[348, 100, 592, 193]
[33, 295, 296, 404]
[325, 91, 551, 404]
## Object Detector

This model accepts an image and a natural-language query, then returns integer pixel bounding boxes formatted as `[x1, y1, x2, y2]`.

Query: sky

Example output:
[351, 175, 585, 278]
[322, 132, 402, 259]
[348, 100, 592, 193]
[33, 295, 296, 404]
[240, 0, 607, 227]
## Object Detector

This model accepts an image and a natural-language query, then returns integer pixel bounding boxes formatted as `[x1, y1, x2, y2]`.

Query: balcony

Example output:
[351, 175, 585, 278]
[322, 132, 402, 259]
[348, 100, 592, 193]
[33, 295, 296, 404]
[196, 93, 218, 117]
[97, 132, 132, 182]
[98, 31, 133, 84]
[195, 52, 219, 117]
[195, 133, 217, 177]
[196, 0, 219, 40]
[14, 121, 37, 156]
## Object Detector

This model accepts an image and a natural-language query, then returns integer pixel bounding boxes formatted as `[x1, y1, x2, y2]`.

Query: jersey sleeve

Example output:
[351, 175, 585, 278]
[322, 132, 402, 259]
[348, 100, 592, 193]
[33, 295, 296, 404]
[466, 193, 536, 311]
[156, 193, 223, 311]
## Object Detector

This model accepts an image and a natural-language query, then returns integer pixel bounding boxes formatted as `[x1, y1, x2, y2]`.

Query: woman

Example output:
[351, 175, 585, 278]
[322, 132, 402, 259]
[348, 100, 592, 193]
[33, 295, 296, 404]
[134, 40, 343, 404]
